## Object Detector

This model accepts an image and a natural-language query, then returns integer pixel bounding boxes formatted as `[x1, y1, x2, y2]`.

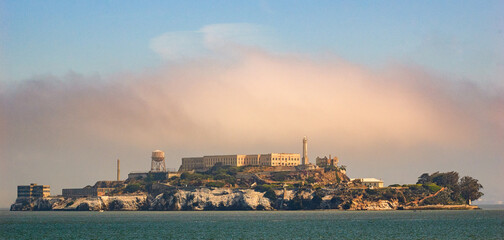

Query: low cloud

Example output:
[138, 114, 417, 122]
[1, 48, 503, 207]
[149, 23, 275, 60]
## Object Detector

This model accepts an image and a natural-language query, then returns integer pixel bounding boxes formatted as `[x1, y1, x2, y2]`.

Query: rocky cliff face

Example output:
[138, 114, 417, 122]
[10, 187, 402, 211]
[10, 195, 148, 211]
[148, 188, 272, 210]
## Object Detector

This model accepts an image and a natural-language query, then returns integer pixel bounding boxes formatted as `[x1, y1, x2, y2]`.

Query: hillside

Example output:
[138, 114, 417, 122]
[11, 168, 481, 211]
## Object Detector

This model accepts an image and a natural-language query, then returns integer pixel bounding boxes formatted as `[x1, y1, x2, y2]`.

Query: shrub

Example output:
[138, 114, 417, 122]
[206, 182, 225, 188]
[180, 172, 190, 180]
[366, 189, 378, 195]
[271, 172, 289, 181]
[306, 176, 316, 184]
[408, 184, 423, 191]
[255, 184, 274, 192]
[421, 190, 452, 205]
[423, 183, 442, 193]
[124, 183, 141, 193]
[382, 189, 396, 200]
[181, 172, 209, 181]
[214, 173, 231, 180]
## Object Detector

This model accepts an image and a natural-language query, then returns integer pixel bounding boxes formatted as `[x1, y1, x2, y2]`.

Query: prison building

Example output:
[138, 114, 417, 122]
[17, 183, 50, 199]
[179, 153, 301, 172]
[62, 187, 115, 198]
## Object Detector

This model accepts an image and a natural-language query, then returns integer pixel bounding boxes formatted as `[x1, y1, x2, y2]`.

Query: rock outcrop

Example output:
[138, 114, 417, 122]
[10, 195, 148, 211]
[11, 187, 473, 211]
[10, 188, 275, 211]
[148, 188, 272, 210]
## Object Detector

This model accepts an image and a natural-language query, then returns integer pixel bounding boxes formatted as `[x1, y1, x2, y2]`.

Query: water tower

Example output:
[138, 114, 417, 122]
[150, 150, 166, 172]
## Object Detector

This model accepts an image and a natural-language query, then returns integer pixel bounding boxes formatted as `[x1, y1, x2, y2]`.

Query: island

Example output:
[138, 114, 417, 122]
[11, 138, 483, 211]
[11, 163, 482, 211]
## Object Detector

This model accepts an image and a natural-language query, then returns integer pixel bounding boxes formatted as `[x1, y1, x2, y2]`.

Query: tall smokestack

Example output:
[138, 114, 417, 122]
[302, 136, 309, 165]
[117, 159, 120, 181]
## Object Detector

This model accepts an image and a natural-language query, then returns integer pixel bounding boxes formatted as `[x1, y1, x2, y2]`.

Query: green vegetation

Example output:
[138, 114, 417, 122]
[253, 184, 278, 201]
[180, 172, 209, 181]
[423, 183, 442, 193]
[206, 182, 225, 188]
[255, 184, 275, 192]
[306, 176, 316, 184]
[270, 172, 290, 181]
[460, 176, 484, 204]
[116, 165, 483, 210]
[415, 171, 483, 205]
[124, 183, 142, 193]
[145, 172, 167, 182]
[176, 164, 239, 187]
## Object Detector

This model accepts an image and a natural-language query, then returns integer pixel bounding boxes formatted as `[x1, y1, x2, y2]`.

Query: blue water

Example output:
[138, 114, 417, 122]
[1, 210, 503, 239]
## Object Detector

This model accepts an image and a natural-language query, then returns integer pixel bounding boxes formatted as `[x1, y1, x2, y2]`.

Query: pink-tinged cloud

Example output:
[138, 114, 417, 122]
[0, 49, 503, 207]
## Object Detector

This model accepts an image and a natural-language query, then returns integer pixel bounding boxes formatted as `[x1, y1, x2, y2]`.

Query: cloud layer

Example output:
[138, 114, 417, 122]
[1, 48, 503, 207]
[150, 23, 275, 60]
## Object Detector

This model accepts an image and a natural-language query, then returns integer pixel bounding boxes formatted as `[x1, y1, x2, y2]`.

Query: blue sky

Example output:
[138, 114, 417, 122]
[2, 1, 503, 84]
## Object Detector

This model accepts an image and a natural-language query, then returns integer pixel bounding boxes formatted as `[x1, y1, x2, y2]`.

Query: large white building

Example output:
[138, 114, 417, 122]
[351, 178, 384, 188]
[179, 153, 301, 172]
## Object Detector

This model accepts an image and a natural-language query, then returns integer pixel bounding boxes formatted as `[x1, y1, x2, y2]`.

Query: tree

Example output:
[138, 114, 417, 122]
[431, 171, 459, 188]
[459, 176, 483, 204]
[416, 173, 431, 184]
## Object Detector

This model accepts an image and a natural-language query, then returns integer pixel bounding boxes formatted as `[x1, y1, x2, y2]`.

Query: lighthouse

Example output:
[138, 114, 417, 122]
[302, 136, 309, 165]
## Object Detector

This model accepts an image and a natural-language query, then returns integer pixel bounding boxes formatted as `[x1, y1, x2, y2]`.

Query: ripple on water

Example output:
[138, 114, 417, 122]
[0, 210, 503, 239]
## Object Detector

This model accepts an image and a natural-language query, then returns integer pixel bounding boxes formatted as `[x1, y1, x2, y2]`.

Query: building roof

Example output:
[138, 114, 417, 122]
[351, 178, 383, 183]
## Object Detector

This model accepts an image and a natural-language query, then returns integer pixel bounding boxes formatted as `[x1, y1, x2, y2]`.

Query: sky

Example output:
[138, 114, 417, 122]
[0, 1, 503, 207]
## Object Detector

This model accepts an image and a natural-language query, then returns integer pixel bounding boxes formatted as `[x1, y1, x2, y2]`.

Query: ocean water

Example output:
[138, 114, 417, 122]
[1, 209, 503, 239]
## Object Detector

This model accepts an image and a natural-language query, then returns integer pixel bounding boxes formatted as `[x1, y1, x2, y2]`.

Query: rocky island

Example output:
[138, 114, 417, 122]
[11, 164, 482, 211]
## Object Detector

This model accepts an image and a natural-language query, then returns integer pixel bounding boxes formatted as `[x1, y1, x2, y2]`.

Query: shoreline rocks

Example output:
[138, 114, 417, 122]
[10, 187, 478, 211]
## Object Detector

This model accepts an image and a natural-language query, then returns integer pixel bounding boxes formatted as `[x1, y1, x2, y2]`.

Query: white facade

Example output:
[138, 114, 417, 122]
[351, 178, 384, 188]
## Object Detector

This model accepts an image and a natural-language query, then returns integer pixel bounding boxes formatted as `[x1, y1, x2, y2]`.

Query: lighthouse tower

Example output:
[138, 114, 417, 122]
[302, 136, 309, 165]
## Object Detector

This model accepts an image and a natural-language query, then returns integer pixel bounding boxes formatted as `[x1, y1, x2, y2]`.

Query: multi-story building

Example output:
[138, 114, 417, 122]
[17, 183, 50, 199]
[179, 153, 301, 172]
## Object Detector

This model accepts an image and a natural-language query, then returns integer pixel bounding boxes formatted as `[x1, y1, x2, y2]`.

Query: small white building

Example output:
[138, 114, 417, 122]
[351, 178, 384, 188]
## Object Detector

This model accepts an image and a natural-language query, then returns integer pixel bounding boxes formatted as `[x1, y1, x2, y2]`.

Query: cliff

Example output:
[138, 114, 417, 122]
[11, 168, 480, 211]
[11, 195, 148, 211]
[11, 187, 406, 211]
